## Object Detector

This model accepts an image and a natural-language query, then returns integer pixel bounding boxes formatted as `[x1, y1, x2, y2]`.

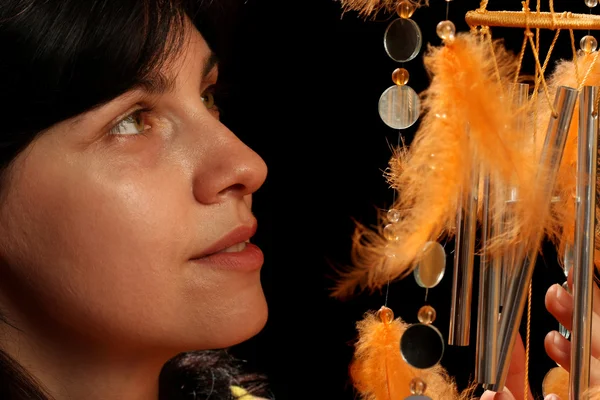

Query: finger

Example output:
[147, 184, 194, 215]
[544, 395, 561, 400]
[545, 284, 600, 358]
[544, 331, 600, 386]
[480, 388, 516, 400]
[566, 268, 600, 315]
[505, 333, 534, 400]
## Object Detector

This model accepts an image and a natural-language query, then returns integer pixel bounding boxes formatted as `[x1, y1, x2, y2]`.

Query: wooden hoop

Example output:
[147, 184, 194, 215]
[465, 10, 600, 30]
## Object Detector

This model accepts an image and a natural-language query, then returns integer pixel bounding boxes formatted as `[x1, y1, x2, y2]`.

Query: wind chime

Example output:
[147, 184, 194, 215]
[334, 0, 600, 399]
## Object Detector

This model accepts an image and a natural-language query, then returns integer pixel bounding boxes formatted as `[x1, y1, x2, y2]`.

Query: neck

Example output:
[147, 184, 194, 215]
[0, 323, 170, 400]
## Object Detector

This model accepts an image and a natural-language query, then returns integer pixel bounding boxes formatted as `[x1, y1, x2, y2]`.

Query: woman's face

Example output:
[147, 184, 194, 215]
[0, 24, 268, 354]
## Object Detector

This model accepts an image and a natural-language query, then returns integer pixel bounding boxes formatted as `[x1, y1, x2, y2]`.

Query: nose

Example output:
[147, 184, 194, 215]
[191, 122, 267, 205]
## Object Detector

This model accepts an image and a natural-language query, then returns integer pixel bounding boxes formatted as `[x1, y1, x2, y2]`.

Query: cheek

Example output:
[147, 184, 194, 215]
[0, 142, 266, 350]
[0, 155, 195, 342]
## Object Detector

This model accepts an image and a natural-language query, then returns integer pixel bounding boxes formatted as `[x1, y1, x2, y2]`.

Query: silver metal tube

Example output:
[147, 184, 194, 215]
[449, 166, 479, 346]
[501, 188, 519, 311]
[570, 85, 599, 400]
[491, 86, 578, 392]
[500, 84, 530, 310]
[475, 173, 501, 385]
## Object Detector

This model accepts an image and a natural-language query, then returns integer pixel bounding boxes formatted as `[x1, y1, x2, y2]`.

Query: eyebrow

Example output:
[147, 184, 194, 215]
[135, 51, 219, 95]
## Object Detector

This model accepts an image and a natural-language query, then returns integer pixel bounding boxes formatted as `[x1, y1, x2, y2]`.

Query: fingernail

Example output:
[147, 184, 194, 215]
[545, 394, 560, 400]
[552, 331, 570, 354]
[555, 284, 572, 308]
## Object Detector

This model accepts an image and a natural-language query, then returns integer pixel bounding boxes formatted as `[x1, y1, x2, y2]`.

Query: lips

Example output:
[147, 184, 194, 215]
[190, 242, 264, 272]
[216, 241, 248, 253]
[191, 222, 257, 260]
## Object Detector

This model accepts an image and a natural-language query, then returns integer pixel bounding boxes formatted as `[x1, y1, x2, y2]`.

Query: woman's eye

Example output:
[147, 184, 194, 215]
[109, 110, 148, 135]
[201, 88, 217, 110]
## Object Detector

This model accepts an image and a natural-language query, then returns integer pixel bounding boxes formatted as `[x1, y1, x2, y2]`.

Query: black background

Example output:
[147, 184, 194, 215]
[205, 1, 594, 399]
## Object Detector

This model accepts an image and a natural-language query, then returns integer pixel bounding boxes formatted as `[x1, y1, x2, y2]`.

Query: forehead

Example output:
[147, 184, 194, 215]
[138, 25, 218, 95]
[174, 22, 216, 72]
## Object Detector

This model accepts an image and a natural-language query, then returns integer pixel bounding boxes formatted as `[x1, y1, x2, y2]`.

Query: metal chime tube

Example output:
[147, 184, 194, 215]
[475, 173, 501, 385]
[570, 85, 599, 400]
[492, 86, 578, 392]
[500, 187, 518, 311]
[449, 165, 479, 346]
[500, 84, 530, 311]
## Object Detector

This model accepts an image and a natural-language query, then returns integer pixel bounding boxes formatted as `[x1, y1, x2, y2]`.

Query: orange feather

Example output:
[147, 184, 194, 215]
[332, 33, 538, 298]
[350, 306, 475, 400]
[338, 0, 428, 18]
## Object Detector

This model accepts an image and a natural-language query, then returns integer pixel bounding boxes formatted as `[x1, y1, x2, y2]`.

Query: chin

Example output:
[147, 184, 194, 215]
[203, 291, 268, 350]
[228, 294, 268, 346]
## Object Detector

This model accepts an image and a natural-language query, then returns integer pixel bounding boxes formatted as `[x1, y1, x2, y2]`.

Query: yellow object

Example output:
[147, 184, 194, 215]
[231, 386, 261, 399]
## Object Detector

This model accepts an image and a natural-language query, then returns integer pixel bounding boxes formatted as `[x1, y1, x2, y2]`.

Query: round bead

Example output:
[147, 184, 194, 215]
[384, 244, 398, 258]
[580, 35, 598, 54]
[586, 0, 598, 7]
[378, 306, 394, 324]
[387, 209, 401, 223]
[400, 324, 445, 369]
[436, 20, 456, 41]
[418, 305, 437, 324]
[397, 0, 416, 19]
[410, 377, 427, 395]
[383, 223, 399, 241]
[392, 68, 409, 86]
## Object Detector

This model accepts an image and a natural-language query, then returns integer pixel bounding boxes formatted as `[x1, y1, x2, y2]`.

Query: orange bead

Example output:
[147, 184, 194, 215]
[392, 68, 409, 85]
[397, 1, 415, 19]
[418, 305, 437, 324]
[378, 306, 394, 324]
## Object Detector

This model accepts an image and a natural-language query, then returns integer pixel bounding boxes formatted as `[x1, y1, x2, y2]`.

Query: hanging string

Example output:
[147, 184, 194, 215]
[525, 282, 533, 400]
[483, 27, 503, 86]
[513, 34, 529, 88]
[548, 0, 557, 27]
[570, 29, 582, 87]
[384, 131, 402, 308]
[527, 32, 558, 116]
[384, 281, 391, 306]
[536, 0, 541, 78]
[578, 51, 600, 92]
[534, 28, 562, 92]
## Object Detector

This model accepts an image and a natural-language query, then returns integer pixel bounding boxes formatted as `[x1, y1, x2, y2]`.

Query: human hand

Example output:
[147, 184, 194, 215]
[543, 277, 600, 387]
[479, 332, 534, 400]
[481, 277, 600, 400]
